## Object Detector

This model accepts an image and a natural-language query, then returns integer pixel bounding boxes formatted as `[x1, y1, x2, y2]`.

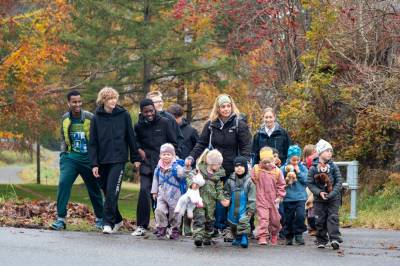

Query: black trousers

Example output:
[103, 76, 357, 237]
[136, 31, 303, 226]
[314, 199, 341, 243]
[283, 200, 307, 239]
[136, 174, 155, 228]
[99, 163, 125, 227]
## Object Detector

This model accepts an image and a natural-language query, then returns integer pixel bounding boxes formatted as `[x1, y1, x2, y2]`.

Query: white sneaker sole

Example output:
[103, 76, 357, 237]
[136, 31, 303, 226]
[112, 222, 124, 233]
[103, 226, 113, 234]
[131, 230, 146, 236]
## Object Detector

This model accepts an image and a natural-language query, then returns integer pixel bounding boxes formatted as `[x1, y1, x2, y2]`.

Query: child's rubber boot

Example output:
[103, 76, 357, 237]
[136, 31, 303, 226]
[155, 227, 167, 239]
[194, 237, 203, 247]
[232, 236, 241, 246]
[258, 236, 267, 245]
[170, 227, 180, 240]
[270, 234, 278, 246]
[240, 234, 249, 248]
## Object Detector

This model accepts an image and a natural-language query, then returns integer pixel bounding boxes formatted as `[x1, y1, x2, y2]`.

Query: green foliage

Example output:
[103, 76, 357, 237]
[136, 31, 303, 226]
[279, 2, 340, 148]
[0, 150, 32, 165]
[62, 0, 228, 101]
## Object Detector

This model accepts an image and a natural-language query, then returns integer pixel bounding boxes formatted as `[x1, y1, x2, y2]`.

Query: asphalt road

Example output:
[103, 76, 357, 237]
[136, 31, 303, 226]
[0, 166, 23, 184]
[0, 227, 399, 266]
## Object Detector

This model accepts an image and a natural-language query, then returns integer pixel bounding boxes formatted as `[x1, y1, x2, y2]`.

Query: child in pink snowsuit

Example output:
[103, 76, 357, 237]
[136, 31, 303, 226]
[252, 147, 286, 245]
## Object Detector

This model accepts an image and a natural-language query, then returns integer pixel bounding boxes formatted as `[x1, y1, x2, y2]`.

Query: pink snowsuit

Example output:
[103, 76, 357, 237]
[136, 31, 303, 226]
[252, 165, 286, 238]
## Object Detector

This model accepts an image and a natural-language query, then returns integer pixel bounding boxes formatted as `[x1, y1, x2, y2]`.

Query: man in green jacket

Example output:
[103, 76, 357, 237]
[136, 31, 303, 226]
[50, 90, 104, 230]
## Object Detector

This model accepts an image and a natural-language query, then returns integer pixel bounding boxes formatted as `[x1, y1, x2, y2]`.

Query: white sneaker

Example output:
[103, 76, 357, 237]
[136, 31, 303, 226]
[131, 226, 146, 236]
[103, 225, 113, 234]
[166, 227, 171, 239]
[112, 221, 124, 233]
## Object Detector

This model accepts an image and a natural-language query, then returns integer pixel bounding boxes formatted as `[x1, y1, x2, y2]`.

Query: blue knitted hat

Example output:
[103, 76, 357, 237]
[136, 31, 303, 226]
[287, 145, 302, 162]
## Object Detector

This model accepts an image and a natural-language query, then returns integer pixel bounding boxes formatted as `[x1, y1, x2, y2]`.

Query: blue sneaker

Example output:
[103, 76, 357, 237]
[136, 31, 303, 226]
[50, 219, 66, 230]
[232, 236, 241, 246]
[240, 234, 249, 248]
[95, 218, 104, 230]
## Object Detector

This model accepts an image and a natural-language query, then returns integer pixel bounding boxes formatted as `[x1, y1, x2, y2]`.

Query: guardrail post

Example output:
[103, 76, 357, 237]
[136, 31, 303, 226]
[335, 161, 359, 220]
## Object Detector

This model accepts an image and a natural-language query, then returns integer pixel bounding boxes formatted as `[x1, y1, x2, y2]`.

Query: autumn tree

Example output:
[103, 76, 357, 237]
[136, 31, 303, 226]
[62, 0, 231, 108]
[0, 0, 70, 182]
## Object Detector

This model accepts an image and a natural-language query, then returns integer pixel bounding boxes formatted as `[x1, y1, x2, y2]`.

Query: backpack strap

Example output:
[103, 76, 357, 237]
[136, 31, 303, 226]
[157, 166, 181, 190]
[253, 165, 280, 183]
[208, 122, 214, 150]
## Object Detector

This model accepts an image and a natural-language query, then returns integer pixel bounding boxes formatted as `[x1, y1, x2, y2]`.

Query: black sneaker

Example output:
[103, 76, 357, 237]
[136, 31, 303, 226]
[203, 239, 212, 246]
[286, 238, 293, 245]
[331, 240, 340, 250]
[315, 241, 327, 249]
[211, 229, 219, 237]
[194, 238, 203, 247]
[295, 234, 305, 245]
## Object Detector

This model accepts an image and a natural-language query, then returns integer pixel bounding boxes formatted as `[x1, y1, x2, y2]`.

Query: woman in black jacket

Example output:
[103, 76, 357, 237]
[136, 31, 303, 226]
[185, 94, 252, 233]
[251, 107, 292, 238]
[89, 87, 138, 234]
[252, 107, 292, 165]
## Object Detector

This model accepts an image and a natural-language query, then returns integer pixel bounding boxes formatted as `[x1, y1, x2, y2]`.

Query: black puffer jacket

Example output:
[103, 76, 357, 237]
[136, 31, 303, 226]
[252, 123, 291, 165]
[180, 118, 199, 160]
[134, 113, 177, 176]
[159, 110, 184, 157]
[89, 105, 137, 167]
[307, 158, 343, 202]
[189, 114, 252, 176]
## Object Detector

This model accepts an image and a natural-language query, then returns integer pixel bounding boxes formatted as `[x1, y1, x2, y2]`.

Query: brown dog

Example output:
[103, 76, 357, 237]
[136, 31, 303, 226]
[314, 173, 333, 193]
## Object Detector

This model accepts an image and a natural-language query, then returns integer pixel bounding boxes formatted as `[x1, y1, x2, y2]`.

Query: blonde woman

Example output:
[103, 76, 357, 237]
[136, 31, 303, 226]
[184, 94, 252, 235]
[252, 107, 292, 165]
[89, 87, 138, 234]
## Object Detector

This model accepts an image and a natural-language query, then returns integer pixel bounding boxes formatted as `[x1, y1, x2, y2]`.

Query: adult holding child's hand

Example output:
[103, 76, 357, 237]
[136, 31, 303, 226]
[185, 94, 252, 236]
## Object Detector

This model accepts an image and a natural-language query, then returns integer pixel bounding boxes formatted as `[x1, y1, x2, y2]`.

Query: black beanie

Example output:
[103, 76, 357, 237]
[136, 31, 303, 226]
[234, 156, 248, 177]
[140, 98, 155, 111]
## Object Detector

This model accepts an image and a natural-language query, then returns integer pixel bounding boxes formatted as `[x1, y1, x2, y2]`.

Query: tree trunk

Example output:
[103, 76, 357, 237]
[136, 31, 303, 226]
[36, 142, 40, 184]
[142, 0, 151, 96]
[177, 80, 185, 106]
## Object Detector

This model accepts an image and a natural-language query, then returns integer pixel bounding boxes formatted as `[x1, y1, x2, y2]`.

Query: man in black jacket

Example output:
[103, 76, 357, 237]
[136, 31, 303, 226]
[89, 87, 138, 234]
[132, 98, 178, 236]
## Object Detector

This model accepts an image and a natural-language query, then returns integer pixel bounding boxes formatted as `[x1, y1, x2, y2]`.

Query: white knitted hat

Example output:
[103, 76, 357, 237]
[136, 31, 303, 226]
[206, 149, 223, 165]
[315, 139, 333, 154]
[160, 143, 175, 155]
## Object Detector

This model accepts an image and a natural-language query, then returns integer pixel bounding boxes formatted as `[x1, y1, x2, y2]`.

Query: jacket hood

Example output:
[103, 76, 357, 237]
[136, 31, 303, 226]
[138, 111, 161, 125]
[95, 105, 127, 116]
[180, 118, 190, 128]
[311, 156, 333, 167]
[210, 114, 237, 129]
[229, 171, 251, 182]
[257, 122, 284, 135]
[197, 162, 226, 182]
